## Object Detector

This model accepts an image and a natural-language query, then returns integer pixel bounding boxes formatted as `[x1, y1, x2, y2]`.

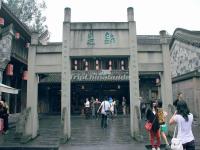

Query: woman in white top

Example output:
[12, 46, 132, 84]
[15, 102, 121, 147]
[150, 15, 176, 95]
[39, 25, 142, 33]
[169, 100, 195, 150]
[84, 98, 90, 119]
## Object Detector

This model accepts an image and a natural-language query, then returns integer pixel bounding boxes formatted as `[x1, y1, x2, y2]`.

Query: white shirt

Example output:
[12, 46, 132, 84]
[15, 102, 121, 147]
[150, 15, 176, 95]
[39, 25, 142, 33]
[85, 101, 90, 108]
[110, 101, 115, 112]
[174, 113, 194, 144]
[100, 101, 110, 115]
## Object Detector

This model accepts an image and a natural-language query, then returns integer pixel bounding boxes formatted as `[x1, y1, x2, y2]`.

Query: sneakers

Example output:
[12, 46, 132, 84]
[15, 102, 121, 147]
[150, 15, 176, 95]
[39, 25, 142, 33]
[152, 146, 160, 150]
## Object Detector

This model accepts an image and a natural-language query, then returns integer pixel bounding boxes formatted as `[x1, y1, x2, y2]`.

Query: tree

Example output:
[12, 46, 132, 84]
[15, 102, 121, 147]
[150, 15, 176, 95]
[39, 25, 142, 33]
[3, 0, 47, 33]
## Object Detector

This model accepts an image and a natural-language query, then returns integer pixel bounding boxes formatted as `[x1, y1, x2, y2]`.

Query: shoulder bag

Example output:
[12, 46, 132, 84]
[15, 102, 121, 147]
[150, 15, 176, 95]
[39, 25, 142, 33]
[171, 125, 183, 150]
[145, 117, 156, 132]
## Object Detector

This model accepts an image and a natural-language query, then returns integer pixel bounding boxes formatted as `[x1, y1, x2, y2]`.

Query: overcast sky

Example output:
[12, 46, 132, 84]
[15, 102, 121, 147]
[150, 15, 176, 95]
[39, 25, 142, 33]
[44, 0, 200, 42]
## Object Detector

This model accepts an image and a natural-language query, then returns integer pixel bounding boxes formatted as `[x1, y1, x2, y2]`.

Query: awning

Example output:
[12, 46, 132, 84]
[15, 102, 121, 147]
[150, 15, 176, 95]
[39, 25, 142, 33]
[0, 83, 19, 94]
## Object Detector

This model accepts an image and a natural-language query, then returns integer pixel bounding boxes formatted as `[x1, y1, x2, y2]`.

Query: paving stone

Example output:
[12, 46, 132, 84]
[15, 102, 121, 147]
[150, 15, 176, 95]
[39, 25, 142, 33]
[0, 115, 200, 150]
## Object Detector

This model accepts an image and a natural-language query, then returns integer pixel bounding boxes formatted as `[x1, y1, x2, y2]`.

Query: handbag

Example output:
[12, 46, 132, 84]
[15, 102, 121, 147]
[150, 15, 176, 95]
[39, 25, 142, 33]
[171, 125, 183, 150]
[145, 121, 152, 131]
[145, 117, 156, 131]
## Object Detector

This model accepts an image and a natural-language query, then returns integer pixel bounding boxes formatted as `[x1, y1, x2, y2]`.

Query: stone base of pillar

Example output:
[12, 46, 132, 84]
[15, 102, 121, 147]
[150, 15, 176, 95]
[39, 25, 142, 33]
[15, 107, 39, 143]
[60, 107, 70, 144]
[133, 131, 143, 142]
[21, 134, 35, 144]
[131, 106, 143, 142]
[60, 135, 69, 144]
[15, 108, 31, 139]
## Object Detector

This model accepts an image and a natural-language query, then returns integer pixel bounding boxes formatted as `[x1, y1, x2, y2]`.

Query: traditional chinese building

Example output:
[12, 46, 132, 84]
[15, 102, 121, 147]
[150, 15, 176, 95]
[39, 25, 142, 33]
[0, 1, 31, 113]
[24, 7, 173, 141]
[170, 28, 200, 118]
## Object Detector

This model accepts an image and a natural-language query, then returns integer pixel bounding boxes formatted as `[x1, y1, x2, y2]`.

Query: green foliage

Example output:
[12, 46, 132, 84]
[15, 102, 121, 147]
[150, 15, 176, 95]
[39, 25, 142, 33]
[4, 0, 47, 33]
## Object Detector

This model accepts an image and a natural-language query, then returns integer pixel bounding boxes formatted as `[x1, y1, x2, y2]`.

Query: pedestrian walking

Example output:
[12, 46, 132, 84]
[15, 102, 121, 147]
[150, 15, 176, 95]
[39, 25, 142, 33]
[94, 98, 101, 119]
[90, 97, 95, 119]
[122, 96, 126, 116]
[169, 100, 195, 150]
[97, 98, 110, 128]
[114, 98, 119, 116]
[84, 98, 90, 119]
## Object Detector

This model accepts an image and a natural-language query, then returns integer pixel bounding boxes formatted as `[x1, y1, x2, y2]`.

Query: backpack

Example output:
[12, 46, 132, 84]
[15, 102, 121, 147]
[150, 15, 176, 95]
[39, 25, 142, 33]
[157, 108, 165, 124]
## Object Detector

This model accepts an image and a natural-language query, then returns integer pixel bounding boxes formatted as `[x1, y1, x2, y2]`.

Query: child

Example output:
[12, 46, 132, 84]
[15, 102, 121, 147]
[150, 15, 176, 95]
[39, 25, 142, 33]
[156, 101, 170, 149]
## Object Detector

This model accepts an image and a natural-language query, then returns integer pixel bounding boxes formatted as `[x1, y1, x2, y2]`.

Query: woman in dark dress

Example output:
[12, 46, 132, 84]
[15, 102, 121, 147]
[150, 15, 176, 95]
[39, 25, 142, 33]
[146, 101, 160, 150]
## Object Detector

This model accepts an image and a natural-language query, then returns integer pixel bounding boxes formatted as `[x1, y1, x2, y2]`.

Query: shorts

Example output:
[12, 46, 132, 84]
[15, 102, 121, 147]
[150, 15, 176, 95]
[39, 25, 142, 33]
[160, 124, 167, 132]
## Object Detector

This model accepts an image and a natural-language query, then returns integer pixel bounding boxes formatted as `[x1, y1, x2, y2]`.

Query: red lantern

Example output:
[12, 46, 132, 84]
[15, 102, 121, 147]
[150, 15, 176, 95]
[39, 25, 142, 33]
[0, 17, 4, 26]
[22, 71, 28, 80]
[26, 42, 30, 48]
[15, 32, 20, 39]
[6, 64, 13, 76]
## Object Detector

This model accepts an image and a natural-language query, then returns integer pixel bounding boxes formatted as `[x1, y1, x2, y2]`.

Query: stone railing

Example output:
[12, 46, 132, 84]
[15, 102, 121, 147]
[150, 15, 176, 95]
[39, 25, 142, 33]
[71, 70, 129, 82]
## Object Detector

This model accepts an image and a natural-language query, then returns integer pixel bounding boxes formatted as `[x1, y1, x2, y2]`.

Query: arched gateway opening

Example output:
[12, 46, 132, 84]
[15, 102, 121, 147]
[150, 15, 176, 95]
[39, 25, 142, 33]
[24, 7, 173, 143]
[71, 81, 129, 115]
[38, 81, 130, 115]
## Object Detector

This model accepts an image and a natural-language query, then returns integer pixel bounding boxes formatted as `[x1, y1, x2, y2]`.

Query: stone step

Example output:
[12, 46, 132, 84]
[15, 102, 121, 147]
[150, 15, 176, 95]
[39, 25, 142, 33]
[0, 146, 58, 150]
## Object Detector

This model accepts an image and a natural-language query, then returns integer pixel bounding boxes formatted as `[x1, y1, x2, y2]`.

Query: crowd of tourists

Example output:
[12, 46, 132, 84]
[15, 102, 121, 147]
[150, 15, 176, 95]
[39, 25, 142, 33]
[145, 92, 195, 150]
[83, 96, 128, 128]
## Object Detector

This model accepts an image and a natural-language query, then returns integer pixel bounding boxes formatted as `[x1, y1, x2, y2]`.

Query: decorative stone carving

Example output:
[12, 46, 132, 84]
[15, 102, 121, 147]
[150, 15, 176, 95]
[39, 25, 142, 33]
[0, 25, 13, 83]
[0, 34, 12, 69]
[171, 40, 200, 77]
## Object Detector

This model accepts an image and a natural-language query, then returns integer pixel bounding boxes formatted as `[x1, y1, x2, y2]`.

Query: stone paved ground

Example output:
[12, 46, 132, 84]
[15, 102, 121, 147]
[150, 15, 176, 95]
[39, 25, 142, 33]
[0, 114, 200, 150]
[59, 116, 145, 150]
[0, 115, 60, 150]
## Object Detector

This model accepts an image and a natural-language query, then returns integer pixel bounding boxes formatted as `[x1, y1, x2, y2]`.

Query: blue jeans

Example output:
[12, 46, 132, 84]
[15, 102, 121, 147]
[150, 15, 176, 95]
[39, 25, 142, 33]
[183, 140, 195, 150]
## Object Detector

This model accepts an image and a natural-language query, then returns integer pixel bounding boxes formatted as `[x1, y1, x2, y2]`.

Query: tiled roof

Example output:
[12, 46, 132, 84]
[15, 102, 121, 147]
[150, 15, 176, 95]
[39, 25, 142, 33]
[0, 2, 31, 40]
[170, 28, 200, 48]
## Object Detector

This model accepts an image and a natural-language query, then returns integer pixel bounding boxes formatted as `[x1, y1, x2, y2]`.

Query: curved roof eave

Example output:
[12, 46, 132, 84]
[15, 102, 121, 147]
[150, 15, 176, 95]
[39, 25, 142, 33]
[169, 28, 200, 49]
[1, 2, 31, 41]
